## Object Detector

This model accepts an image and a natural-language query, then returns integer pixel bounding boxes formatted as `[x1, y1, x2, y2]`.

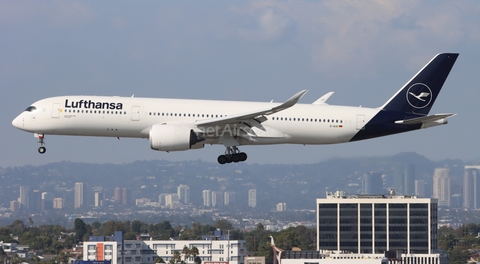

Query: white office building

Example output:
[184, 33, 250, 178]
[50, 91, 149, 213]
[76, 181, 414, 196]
[83, 231, 246, 264]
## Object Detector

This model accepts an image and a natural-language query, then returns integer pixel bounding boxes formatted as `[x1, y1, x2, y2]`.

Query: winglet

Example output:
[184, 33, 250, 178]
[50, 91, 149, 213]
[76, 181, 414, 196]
[312, 92, 334, 105]
[265, 90, 308, 114]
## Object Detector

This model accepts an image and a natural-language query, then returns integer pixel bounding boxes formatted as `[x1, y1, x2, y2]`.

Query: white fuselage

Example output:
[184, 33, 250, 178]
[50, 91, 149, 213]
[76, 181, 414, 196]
[12, 95, 378, 147]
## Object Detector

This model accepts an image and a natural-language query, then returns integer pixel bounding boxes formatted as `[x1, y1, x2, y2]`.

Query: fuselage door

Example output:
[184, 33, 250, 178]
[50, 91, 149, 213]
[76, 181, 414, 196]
[356, 114, 365, 130]
[131, 106, 140, 121]
[51, 103, 60, 118]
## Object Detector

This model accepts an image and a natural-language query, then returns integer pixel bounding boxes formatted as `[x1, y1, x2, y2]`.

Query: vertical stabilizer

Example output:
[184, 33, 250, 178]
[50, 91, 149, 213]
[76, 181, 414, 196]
[381, 53, 458, 115]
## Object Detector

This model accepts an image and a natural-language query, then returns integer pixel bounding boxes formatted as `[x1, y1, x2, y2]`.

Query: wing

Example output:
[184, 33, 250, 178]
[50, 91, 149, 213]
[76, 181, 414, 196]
[194, 90, 308, 128]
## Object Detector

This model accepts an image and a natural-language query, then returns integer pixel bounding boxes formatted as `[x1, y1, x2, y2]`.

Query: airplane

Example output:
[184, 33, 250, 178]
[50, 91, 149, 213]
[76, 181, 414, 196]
[12, 53, 458, 164]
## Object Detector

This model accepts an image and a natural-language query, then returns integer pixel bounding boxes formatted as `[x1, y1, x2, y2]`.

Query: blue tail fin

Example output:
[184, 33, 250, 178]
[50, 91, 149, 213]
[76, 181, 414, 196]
[381, 53, 458, 115]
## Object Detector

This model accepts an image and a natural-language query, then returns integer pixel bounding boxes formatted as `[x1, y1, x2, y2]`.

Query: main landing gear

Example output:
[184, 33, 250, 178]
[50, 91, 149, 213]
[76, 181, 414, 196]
[217, 146, 247, 165]
[36, 134, 46, 154]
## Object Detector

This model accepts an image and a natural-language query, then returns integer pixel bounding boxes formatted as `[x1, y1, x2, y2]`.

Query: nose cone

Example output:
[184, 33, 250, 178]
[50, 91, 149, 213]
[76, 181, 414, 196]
[12, 115, 23, 129]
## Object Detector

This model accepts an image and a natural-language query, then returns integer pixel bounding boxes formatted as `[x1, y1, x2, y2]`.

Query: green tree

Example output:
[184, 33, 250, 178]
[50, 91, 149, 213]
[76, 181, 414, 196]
[182, 245, 191, 262]
[74, 218, 87, 243]
[155, 257, 165, 263]
[214, 220, 233, 232]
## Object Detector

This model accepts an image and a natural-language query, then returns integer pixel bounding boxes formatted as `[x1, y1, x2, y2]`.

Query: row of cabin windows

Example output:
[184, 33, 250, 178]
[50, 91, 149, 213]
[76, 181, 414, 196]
[65, 109, 127, 115]
[148, 112, 342, 123]
[149, 112, 224, 118]
[271, 117, 343, 123]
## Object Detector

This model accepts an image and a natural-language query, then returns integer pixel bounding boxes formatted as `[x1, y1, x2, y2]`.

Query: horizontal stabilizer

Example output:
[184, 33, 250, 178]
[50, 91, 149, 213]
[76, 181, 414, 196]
[312, 92, 334, 105]
[395, 113, 456, 125]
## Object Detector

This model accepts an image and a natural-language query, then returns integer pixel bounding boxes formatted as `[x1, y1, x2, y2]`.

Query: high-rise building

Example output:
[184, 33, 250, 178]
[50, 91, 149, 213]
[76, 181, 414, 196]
[159, 193, 168, 206]
[463, 167, 480, 209]
[31, 190, 42, 212]
[248, 189, 257, 208]
[415, 180, 426, 197]
[74, 182, 85, 209]
[19, 186, 30, 209]
[95, 192, 105, 207]
[165, 193, 179, 208]
[42, 192, 54, 211]
[53, 198, 64, 209]
[212, 191, 223, 207]
[362, 172, 383, 194]
[393, 164, 416, 196]
[10, 200, 20, 212]
[317, 192, 438, 256]
[433, 168, 450, 207]
[114, 187, 122, 203]
[276, 203, 287, 212]
[224, 191, 236, 206]
[202, 190, 211, 207]
[122, 188, 131, 206]
[177, 184, 190, 204]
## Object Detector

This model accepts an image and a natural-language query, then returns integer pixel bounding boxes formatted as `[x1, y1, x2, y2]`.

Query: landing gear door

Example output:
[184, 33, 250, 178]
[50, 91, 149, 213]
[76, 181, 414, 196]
[131, 106, 140, 121]
[51, 103, 60, 118]
[356, 114, 365, 130]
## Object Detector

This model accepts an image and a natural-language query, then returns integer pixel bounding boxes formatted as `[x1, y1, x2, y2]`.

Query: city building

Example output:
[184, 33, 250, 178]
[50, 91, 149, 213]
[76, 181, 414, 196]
[114, 187, 122, 203]
[53, 198, 64, 209]
[415, 180, 426, 197]
[224, 191, 236, 206]
[177, 184, 190, 204]
[362, 172, 383, 194]
[95, 192, 105, 207]
[165, 193, 179, 208]
[248, 189, 257, 208]
[433, 168, 450, 207]
[42, 192, 54, 211]
[315, 191, 447, 264]
[122, 188, 131, 206]
[74, 182, 85, 209]
[202, 190, 211, 207]
[83, 230, 246, 264]
[212, 191, 223, 207]
[276, 203, 286, 212]
[463, 166, 480, 209]
[10, 200, 20, 212]
[394, 164, 416, 196]
[19, 186, 30, 209]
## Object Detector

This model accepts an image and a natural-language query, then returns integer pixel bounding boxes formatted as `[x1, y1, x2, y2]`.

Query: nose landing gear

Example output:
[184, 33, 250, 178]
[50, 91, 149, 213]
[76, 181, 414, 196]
[35, 133, 46, 154]
[217, 146, 247, 164]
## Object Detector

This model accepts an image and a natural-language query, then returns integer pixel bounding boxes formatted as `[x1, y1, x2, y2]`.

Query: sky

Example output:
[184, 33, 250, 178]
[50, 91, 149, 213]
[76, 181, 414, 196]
[2, 1, 480, 167]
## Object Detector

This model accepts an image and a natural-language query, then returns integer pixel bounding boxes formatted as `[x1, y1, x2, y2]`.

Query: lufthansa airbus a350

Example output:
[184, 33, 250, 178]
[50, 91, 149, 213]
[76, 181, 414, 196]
[12, 53, 458, 164]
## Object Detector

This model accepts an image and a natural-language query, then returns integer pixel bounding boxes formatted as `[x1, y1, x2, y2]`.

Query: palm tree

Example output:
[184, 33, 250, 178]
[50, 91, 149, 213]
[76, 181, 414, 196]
[191, 246, 200, 264]
[182, 246, 191, 262]
[172, 250, 181, 264]
[155, 256, 165, 263]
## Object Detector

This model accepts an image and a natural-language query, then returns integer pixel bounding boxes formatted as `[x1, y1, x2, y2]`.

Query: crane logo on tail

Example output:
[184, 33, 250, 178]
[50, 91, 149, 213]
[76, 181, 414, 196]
[406, 83, 432, 109]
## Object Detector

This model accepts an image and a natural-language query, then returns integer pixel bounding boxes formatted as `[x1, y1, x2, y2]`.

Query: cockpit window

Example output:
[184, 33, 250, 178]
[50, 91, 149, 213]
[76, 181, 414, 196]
[25, 106, 37, 112]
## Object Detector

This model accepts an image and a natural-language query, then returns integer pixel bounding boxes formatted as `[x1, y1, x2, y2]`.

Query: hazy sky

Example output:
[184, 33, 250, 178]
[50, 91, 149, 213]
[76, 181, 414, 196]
[2, 1, 480, 167]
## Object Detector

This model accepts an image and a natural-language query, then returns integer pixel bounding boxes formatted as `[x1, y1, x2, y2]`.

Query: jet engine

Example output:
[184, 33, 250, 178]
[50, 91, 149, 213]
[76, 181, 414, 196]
[149, 124, 203, 151]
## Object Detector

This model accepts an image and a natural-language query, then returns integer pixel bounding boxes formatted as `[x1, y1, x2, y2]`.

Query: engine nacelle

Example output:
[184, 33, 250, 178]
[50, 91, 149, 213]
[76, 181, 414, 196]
[149, 124, 203, 151]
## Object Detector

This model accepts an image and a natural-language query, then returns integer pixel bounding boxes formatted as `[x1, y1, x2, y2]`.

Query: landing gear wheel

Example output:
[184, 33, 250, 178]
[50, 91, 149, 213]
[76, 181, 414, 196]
[218, 155, 227, 165]
[239, 152, 247, 161]
[38, 146, 46, 154]
[36, 134, 46, 154]
[231, 153, 240, 163]
[219, 146, 247, 164]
